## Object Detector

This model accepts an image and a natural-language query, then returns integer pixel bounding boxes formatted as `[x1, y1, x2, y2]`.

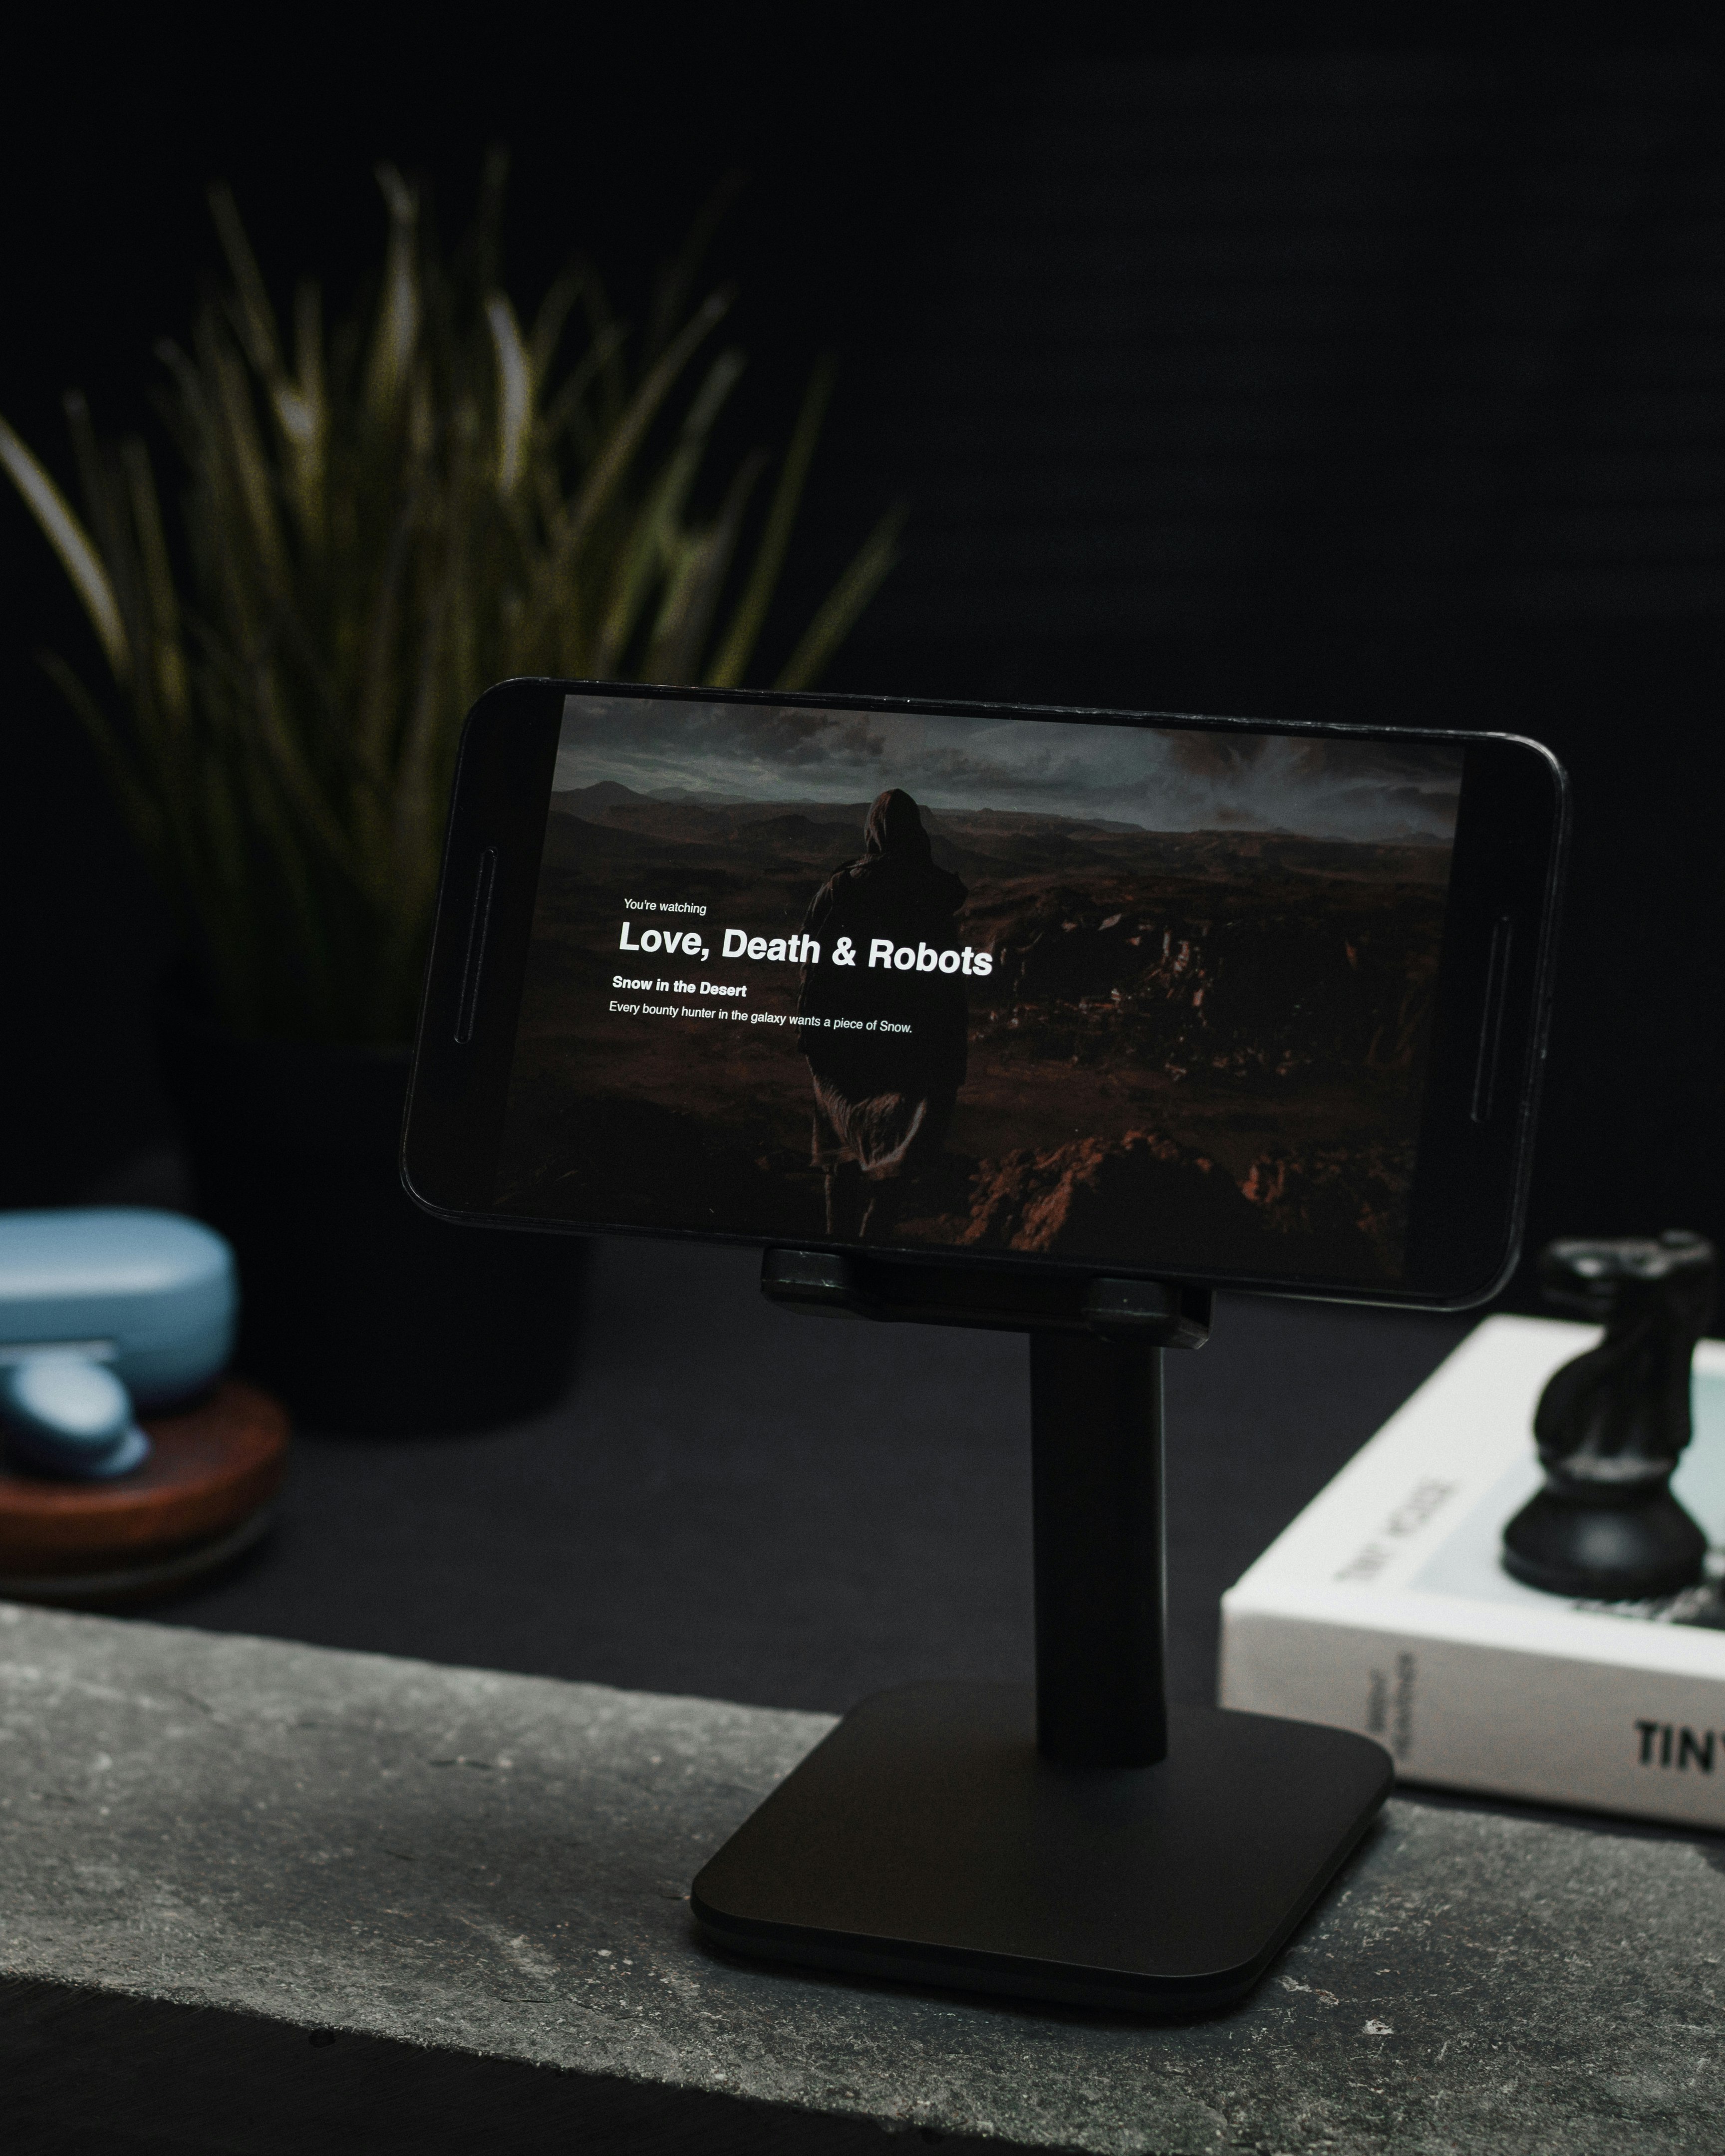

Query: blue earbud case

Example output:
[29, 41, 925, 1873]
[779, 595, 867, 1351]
[0, 1208, 237, 1478]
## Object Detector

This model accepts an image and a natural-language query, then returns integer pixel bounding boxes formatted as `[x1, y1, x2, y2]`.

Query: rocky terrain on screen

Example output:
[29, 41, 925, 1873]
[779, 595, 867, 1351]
[497, 786, 1448, 1282]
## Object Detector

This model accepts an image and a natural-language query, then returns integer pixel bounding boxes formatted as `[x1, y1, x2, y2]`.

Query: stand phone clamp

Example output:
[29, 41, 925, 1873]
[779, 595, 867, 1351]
[690, 1250, 1392, 2016]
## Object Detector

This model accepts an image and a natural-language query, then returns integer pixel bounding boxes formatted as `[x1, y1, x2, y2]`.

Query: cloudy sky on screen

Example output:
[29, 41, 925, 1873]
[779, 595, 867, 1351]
[555, 695, 1462, 842]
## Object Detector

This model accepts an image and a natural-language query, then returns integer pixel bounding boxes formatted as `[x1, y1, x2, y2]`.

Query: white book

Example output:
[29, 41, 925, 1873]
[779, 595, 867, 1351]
[1218, 1314, 1725, 1828]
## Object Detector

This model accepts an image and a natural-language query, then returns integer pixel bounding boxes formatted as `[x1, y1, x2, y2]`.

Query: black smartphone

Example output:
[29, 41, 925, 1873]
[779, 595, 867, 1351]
[402, 680, 1566, 1308]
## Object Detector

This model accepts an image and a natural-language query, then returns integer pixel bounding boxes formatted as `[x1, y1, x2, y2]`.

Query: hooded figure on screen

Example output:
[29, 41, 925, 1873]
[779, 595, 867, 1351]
[798, 789, 970, 1240]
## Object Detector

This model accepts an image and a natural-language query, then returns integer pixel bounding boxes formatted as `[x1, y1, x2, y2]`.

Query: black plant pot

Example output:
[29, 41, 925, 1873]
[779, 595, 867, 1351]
[158, 1006, 585, 1433]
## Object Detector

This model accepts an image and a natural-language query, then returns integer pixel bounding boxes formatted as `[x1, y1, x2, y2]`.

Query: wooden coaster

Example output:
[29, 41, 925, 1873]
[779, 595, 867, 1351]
[0, 1377, 289, 1602]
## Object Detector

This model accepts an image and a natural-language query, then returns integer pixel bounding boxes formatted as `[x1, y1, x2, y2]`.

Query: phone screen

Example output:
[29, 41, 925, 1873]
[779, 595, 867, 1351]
[487, 691, 1472, 1289]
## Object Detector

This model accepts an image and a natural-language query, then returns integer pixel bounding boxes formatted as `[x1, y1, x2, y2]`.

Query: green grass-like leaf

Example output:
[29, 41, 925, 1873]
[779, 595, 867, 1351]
[1, 168, 899, 1043]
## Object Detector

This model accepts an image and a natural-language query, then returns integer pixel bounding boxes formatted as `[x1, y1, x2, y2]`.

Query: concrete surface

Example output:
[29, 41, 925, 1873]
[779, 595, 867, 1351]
[1, 1599, 1722, 2154]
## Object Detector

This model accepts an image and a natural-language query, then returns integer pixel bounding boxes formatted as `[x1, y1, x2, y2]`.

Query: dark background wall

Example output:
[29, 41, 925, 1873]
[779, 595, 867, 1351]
[4, 18, 1722, 1301]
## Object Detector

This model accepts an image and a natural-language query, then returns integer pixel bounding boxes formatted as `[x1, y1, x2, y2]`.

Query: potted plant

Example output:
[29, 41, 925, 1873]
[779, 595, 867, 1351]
[0, 157, 897, 1430]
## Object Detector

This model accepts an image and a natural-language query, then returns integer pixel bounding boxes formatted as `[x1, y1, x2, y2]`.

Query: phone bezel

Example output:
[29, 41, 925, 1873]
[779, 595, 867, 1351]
[402, 677, 1567, 1311]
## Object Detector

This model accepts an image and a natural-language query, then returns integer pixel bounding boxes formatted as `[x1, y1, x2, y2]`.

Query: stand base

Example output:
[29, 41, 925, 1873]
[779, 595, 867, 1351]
[692, 1683, 1392, 2015]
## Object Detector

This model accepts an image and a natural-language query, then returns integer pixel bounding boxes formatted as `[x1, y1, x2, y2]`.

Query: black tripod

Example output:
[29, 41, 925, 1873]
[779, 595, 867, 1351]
[691, 1250, 1391, 2015]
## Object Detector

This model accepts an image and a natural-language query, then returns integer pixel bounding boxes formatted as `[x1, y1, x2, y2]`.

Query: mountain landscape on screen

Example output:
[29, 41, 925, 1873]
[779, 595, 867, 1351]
[498, 772, 1452, 1283]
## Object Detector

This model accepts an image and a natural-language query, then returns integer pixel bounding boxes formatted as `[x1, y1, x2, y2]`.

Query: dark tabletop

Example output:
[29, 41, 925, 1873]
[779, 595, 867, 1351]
[155, 1234, 1473, 1720]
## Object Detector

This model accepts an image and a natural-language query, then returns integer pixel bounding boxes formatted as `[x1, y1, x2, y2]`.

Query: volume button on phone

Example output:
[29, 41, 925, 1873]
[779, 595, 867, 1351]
[454, 847, 498, 1044]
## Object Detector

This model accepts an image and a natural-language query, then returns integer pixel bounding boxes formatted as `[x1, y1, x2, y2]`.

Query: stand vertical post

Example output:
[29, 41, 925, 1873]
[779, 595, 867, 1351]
[1031, 1334, 1167, 1767]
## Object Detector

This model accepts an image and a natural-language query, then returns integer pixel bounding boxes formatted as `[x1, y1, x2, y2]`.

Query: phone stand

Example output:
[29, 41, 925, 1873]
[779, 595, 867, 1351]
[690, 1251, 1392, 2015]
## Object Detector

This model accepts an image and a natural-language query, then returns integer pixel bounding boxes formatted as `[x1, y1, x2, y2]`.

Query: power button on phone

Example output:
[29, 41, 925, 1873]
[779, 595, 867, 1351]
[1470, 917, 1512, 1124]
